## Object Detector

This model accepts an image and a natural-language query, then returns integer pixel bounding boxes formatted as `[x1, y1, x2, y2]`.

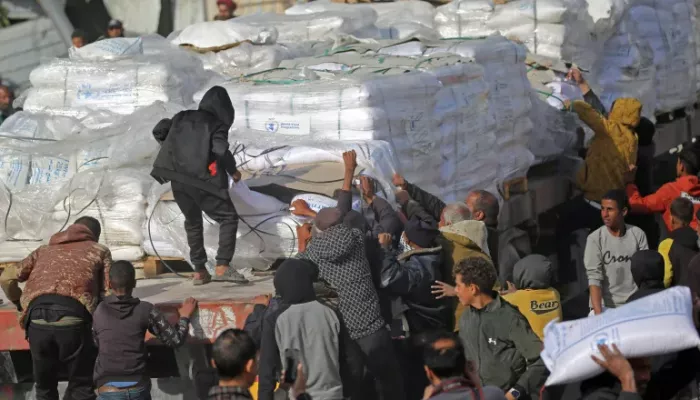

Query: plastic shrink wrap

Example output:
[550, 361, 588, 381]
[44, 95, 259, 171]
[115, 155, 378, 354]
[17, 37, 210, 117]
[169, 20, 278, 50]
[593, 0, 697, 115]
[199, 41, 322, 76]
[434, 0, 597, 70]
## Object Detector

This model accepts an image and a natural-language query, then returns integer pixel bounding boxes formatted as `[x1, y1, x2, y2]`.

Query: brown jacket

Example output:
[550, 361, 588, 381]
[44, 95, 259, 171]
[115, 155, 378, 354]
[14, 224, 112, 326]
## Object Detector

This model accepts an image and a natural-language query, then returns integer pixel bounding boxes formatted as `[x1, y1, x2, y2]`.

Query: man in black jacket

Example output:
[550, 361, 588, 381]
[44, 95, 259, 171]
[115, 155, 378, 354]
[151, 86, 246, 285]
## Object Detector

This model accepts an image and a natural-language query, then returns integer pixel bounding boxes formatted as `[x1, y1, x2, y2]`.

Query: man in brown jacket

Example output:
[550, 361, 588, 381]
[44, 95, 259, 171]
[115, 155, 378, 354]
[0, 216, 112, 400]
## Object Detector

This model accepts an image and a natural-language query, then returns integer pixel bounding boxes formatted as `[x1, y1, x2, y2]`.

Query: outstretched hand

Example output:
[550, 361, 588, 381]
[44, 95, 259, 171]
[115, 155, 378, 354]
[392, 173, 407, 189]
[343, 150, 358, 172]
[623, 165, 637, 185]
[431, 281, 457, 299]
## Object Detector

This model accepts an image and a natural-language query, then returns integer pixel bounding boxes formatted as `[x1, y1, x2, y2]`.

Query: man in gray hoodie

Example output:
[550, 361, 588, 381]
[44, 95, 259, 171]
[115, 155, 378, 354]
[584, 189, 648, 314]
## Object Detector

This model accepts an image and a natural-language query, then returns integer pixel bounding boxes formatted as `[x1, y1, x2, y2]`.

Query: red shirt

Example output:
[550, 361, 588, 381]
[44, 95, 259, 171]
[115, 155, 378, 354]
[626, 175, 700, 231]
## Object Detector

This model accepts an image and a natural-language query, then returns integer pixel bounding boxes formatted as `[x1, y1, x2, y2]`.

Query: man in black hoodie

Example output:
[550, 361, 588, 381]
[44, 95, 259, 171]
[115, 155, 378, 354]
[92, 261, 197, 397]
[151, 86, 246, 285]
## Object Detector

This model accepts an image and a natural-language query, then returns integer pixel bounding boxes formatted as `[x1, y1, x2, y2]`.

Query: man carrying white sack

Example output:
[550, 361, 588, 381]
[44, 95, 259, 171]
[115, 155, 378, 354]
[585, 189, 647, 314]
[151, 86, 248, 285]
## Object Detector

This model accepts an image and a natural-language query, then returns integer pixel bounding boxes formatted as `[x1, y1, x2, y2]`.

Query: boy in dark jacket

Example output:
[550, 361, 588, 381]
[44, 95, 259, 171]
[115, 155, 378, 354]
[627, 250, 665, 303]
[92, 261, 196, 398]
[151, 86, 246, 285]
[455, 256, 547, 400]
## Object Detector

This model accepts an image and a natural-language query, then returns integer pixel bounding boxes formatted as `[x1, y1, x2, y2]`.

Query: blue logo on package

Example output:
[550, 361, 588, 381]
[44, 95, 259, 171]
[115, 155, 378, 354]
[592, 333, 610, 351]
[266, 120, 279, 133]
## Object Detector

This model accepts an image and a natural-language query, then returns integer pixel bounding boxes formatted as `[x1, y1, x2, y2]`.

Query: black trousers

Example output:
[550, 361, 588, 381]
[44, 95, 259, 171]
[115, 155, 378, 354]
[28, 323, 96, 400]
[346, 328, 406, 400]
[171, 181, 239, 269]
[555, 196, 603, 283]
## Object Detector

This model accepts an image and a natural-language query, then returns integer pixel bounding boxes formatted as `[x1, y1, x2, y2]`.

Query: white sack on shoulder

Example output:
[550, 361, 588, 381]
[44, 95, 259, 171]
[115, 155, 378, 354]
[541, 286, 700, 386]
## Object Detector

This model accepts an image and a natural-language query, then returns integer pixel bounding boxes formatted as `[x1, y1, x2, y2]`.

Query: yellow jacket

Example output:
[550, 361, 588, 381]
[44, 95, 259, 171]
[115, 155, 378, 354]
[574, 98, 641, 202]
[657, 238, 674, 288]
[503, 289, 562, 340]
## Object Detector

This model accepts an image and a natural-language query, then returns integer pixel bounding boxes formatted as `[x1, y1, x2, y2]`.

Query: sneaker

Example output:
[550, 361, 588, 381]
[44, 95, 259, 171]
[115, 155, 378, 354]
[192, 270, 212, 286]
[212, 266, 249, 284]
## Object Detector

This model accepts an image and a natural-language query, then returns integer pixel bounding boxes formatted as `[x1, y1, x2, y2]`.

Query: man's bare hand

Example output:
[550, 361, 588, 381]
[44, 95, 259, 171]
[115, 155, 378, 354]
[431, 281, 457, 299]
[291, 199, 315, 217]
[623, 165, 637, 185]
[567, 67, 584, 84]
[500, 281, 517, 295]
[378, 233, 393, 249]
[343, 150, 358, 172]
[592, 344, 635, 387]
[392, 173, 407, 189]
[563, 99, 572, 110]
[232, 170, 242, 183]
[296, 223, 313, 252]
[179, 297, 198, 319]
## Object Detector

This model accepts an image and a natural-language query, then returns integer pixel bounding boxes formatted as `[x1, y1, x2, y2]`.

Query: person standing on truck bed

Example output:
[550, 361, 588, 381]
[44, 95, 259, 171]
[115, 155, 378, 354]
[556, 90, 641, 282]
[0, 217, 112, 400]
[151, 86, 248, 285]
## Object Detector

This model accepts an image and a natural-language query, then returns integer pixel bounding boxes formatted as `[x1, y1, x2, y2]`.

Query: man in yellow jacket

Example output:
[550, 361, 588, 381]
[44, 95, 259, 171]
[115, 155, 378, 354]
[502, 254, 562, 340]
[556, 97, 641, 283]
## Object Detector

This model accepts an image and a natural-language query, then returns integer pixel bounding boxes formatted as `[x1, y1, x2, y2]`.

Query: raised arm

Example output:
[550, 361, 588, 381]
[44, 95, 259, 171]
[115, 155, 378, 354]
[148, 298, 196, 348]
[393, 174, 446, 221]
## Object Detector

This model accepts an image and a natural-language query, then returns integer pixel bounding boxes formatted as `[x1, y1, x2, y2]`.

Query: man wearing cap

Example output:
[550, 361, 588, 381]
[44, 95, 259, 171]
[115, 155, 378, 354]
[297, 204, 405, 400]
[625, 145, 700, 233]
[214, 0, 237, 20]
[100, 19, 124, 40]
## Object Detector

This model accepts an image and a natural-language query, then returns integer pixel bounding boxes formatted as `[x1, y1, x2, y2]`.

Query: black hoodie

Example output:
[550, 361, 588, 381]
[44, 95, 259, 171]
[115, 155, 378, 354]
[668, 226, 699, 287]
[151, 86, 238, 199]
[92, 294, 190, 387]
[627, 250, 665, 303]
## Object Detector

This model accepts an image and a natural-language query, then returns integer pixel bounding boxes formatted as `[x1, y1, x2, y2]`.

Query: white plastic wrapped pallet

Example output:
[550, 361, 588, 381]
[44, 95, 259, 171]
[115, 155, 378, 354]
[18, 37, 209, 117]
[434, 0, 597, 69]
[199, 42, 322, 76]
[236, 10, 379, 42]
[169, 20, 278, 49]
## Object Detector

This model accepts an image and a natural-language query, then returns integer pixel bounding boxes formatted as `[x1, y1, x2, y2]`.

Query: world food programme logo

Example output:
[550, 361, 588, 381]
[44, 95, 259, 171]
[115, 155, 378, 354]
[265, 120, 279, 133]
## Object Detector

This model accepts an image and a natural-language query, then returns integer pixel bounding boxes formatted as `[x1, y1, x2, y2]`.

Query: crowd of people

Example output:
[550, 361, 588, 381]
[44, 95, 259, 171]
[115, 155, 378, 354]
[2, 68, 700, 400]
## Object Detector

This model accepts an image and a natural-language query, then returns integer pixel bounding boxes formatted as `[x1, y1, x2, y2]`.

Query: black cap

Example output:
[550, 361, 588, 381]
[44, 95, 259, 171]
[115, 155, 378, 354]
[108, 19, 123, 29]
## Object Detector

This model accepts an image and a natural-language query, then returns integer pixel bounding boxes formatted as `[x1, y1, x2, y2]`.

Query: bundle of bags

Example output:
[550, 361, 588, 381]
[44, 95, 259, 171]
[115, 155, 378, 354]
[18, 37, 208, 117]
[198, 41, 322, 77]
[592, 0, 696, 115]
[434, 0, 597, 69]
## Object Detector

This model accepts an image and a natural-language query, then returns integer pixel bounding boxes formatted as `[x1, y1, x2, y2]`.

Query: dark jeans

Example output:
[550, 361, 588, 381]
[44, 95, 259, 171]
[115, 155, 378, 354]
[171, 181, 239, 269]
[346, 328, 405, 400]
[555, 196, 603, 283]
[97, 385, 151, 400]
[28, 323, 97, 400]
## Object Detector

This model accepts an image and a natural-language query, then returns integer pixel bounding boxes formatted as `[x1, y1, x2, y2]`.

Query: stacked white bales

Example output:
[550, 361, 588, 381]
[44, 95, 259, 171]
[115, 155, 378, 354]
[434, 0, 597, 70]
[592, 0, 697, 115]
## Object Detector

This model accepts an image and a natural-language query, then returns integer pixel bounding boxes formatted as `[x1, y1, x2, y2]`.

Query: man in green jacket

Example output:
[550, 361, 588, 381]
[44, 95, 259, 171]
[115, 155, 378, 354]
[454, 256, 547, 400]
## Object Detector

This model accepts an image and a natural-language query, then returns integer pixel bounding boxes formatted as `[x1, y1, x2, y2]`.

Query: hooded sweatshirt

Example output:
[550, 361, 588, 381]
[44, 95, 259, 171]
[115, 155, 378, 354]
[297, 223, 385, 341]
[258, 259, 343, 400]
[627, 250, 665, 303]
[573, 98, 640, 202]
[439, 220, 498, 330]
[626, 175, 700, 231]
[4, 224, 112, 328]
[151, 86, 238, 198]
[92, 294, 191, 387]
[502, 255, 562, 340]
